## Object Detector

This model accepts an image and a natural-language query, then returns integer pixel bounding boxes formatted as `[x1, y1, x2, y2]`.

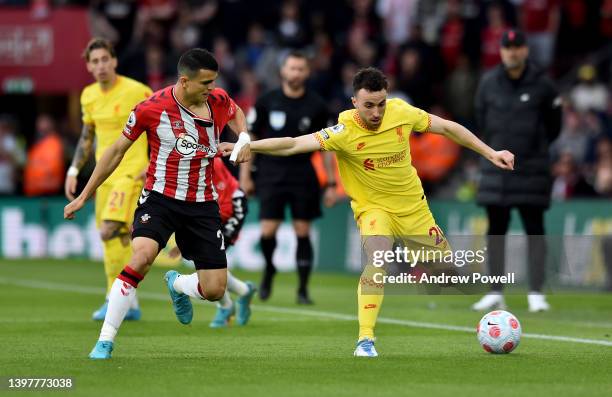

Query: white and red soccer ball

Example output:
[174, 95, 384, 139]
[477, 310, 522, 354]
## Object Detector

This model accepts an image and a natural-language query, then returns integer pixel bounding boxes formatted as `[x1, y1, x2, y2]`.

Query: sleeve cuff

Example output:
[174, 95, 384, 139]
[313, 133, 326, 150]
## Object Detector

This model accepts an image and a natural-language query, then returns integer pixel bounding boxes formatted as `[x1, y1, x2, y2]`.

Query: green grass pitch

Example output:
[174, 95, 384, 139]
[1, 259, 611, 397]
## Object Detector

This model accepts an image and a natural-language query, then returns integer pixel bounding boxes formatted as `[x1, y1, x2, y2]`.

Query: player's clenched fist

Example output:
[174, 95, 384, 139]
[490, 150, 515, 170]
[219, 141, 251, 164]
[64, 197, 86, 220]
[218, 142, 235, 157]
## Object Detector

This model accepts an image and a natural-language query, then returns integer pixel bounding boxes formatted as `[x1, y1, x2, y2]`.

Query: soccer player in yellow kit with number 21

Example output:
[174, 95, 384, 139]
[228, 67, 515, 357]
[64, 38, 152, 321]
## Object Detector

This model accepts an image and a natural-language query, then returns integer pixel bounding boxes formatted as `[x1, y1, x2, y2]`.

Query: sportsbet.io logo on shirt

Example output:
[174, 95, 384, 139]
[174, 133, 216, 157]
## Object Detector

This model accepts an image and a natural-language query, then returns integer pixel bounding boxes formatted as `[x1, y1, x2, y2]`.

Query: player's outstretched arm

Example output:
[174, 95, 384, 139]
[64, 135, 134, 219]
[252, 133, 321, 156]
[65, 123, 95, 201]
[223, 133, 322, 164]
[428, 114, 514, 171]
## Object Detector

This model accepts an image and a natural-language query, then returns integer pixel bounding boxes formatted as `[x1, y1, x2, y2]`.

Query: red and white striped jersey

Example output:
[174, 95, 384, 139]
[122, 86, 237, 202]
[213, 157, 240, 223]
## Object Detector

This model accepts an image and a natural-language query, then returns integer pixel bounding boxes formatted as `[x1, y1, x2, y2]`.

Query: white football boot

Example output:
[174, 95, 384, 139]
[353, 338, 378, 357]
[471, 292, 507, 311]
[528, 292, 550, 312]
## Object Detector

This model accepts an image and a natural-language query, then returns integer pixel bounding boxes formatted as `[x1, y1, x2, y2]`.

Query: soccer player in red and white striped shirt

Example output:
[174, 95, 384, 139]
[64, 48, 251, 359]
[169, 158, 256, 328]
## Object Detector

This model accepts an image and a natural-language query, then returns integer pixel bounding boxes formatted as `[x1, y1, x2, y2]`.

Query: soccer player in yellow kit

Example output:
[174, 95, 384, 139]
[65, 38, 151, 321]
[228, 67, 515, 357]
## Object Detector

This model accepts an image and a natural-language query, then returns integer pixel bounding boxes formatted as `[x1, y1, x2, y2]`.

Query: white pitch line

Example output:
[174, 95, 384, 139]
[1, 277, 611, 347]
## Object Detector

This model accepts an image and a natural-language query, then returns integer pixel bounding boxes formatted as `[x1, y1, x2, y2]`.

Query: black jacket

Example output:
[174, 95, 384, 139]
[475, 63, 562, 207]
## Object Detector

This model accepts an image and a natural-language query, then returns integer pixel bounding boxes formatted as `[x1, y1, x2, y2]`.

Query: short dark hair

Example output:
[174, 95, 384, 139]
[178, 48, 219, 77]
[352, 67, 388, 93]
[282, 49, 309, 65]
[82, 38, 116, 62]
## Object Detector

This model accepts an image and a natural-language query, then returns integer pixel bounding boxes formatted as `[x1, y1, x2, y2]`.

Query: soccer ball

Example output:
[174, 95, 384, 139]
[477, 310, 521, 354]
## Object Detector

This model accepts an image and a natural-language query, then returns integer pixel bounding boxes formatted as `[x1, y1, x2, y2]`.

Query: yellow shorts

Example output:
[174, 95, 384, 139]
[95, 176, 143, 230]
[356, 207, 450, 252]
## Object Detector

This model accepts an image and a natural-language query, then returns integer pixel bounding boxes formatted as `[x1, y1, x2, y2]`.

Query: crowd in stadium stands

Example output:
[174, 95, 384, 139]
[1, 0, 611, 200]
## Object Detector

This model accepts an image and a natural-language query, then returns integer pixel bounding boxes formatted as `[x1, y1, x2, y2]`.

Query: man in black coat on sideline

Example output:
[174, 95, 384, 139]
[472, 29, 562, 312]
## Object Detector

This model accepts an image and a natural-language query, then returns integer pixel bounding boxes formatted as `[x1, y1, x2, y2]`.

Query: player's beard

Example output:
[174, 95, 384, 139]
[285, 78, 304, 92]
[503, 58, 525, 72]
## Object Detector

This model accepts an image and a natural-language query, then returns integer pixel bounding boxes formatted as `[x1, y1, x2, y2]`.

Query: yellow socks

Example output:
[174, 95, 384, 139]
[358, 264, 385, 340]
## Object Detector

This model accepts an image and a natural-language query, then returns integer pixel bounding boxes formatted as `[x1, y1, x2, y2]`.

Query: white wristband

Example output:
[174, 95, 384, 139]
[67, 166, 79, 177]
[229, 132, 251, 163]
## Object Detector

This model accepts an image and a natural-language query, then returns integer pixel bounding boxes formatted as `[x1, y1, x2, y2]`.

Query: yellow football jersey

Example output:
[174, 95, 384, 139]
[80, 75, 151, 185]
[315, 98, 431, 219]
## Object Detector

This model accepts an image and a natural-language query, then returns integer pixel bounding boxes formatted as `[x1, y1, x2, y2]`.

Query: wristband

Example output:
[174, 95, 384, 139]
[67, 166, 79, 177]
[229, 132, 251, 163]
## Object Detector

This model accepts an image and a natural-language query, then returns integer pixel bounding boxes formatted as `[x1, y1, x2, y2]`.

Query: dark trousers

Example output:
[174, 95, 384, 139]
[485, 205, 547, 292]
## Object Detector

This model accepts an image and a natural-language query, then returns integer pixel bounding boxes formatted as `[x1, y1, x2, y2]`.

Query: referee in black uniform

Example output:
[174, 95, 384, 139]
[243, 50, 335, 304]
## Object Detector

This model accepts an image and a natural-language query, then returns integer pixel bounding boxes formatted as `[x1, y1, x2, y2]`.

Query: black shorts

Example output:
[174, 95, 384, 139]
[132, 190, 227, 270]
[258, 185, 321, 221]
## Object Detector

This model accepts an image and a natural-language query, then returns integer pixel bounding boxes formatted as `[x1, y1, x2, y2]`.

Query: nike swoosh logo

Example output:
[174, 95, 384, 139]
[487, 322, 498, 326]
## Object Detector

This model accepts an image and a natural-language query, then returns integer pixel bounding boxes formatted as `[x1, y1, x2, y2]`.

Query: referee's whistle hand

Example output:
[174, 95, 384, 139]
[491, 150, 515, 171]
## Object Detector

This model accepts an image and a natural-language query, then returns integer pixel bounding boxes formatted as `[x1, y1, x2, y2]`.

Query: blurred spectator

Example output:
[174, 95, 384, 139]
[234, 68, 260, 112]
[186, 0, 221, 49]
[439, 0, 466, 71]
[480, 2, 509, 69]
[376, 0, 419, 46]
[165, 21, 201, 78]
[307, 31, 334, 95]
[118, 19, 166, 82]
[145, 45, 166, 91]
[519, 0, 560, 68]
[90, 0, 138, 55]
[0, 115, 26, 195]
[138, 0, 178, 23]
[213, 36, 238, 90]
[400, 24, 443, 82]
[551, 152, 596, 200]
[570, 64, 609, 114]
[396, 46, 431, 108]
[444, 55, 477, 124]
[550, 108, 595, 165]
[277, 0, 308, 48]
[236, 23, 281, 92]
[414, 0, 447, 45]
[236, 23, 268, 70]
[345, 22, 377, 68]
[600, 0, 612, 42]
[23, 114, 65, 197]
[348, 0, 382, 43]
[330, 62, 358, 115]
[386, 74, 410, 103]
[593, 138, 612, 196]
